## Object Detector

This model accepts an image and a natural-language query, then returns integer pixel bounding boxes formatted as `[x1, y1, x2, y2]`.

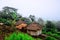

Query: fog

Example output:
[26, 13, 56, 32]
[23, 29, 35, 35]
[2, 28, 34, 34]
[0, 0, 60, 21]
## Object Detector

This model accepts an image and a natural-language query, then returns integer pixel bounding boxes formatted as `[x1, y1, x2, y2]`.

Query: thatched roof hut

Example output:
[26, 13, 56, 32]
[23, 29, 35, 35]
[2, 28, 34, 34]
[15, 20, 27, 29]
[26, 22, 42, 36]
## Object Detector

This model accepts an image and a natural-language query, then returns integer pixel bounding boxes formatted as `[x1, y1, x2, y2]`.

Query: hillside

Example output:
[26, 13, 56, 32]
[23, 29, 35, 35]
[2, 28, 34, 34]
[0, 6, 60, 40]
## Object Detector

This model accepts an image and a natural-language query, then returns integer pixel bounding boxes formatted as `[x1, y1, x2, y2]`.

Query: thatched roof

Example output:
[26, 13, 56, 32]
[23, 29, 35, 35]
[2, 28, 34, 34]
[15, 20, 26, 26]
[26, 22, 42, 31]
[15, 20, 27, 29]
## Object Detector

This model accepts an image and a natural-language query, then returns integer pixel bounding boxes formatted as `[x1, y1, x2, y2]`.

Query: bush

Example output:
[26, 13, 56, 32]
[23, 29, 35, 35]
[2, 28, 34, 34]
[46, 32, 52, 35]
[45, 36, 57, 40]
[57, 32, 60, 35]
[0, 18, 7, 23]
[44, 32, 60, 40]
[51, 33, 60, 40]
[0, 18, 12, 26]
[4, 20, 12, 26]
[5, 32, 35, 40]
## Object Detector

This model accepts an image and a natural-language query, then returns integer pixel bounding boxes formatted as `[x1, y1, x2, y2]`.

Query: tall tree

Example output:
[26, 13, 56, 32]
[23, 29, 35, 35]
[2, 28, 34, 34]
[45, 21, 56, 33]
[2, 6, 18, 20]
[56, 21, 60, 31]
[37, 18, 44, 26]
[0, 11, 2, 17]
[0, 6, 19, 26]
[20, 17, 32, 25]
[3, 6, 17, 14]
[29, 15, 35, 22]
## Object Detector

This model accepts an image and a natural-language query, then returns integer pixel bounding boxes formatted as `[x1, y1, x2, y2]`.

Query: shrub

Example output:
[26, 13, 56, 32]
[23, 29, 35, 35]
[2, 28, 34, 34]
[46, 32, 52, 35]
[57, 32, 60, 35]
[45, 36, 57, 40]
[0, 18, 7, 23]
[51, 33, 60, 40]
[43, 31, 60, 40]
[4, 20, 12, 26]
[0, 18, 12, 26]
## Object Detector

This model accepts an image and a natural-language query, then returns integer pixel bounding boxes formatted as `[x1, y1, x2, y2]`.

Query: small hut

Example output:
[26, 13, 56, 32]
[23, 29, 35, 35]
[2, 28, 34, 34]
[26, 22, 42, 36]
[15, 20, 27, 29]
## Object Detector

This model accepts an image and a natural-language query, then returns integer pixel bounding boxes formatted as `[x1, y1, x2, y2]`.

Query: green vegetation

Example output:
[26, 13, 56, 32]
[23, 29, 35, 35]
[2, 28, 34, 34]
[48, 32, 60, 40]
[20, 17, 32, 25]
[45, 36, 57, 40]
[42, 21, 60, 40]
[5, 32, 35, 40]
[45, 21, 57, 33]
[42, 31, 60, 40]
[0, 6, 60, 40]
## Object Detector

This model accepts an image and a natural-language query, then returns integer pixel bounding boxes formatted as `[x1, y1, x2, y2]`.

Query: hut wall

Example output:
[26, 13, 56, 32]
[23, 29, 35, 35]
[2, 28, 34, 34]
[27, 30, 42, 36]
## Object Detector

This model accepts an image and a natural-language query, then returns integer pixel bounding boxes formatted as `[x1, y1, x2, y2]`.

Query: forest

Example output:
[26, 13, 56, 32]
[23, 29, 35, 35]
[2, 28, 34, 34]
[0, 6, 60, 40]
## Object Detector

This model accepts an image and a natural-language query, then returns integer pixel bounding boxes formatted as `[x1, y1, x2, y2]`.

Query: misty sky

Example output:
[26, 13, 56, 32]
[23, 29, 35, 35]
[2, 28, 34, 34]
[0, 0, 60, 21]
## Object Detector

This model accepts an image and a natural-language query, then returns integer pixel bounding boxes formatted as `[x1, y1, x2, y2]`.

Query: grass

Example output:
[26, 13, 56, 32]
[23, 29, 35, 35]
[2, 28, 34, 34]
[4, 32, 35, 40]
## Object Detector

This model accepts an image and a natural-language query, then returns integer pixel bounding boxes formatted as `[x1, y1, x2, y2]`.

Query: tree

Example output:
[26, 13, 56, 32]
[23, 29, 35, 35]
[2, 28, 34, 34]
[0, 11, 2, 18]
[56, 21, 60, 31]
[29, 15, 35, 22]
[0, 6, 19, 26]
[3, 6, 17, 14]
[2, 6, 17, 19]
[16, 13, 22, 21]
[37, 18, 44, 26]
[20, 17, 32, 25]
[17, 13, 22, 18]
[45, 21, 56, 33]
